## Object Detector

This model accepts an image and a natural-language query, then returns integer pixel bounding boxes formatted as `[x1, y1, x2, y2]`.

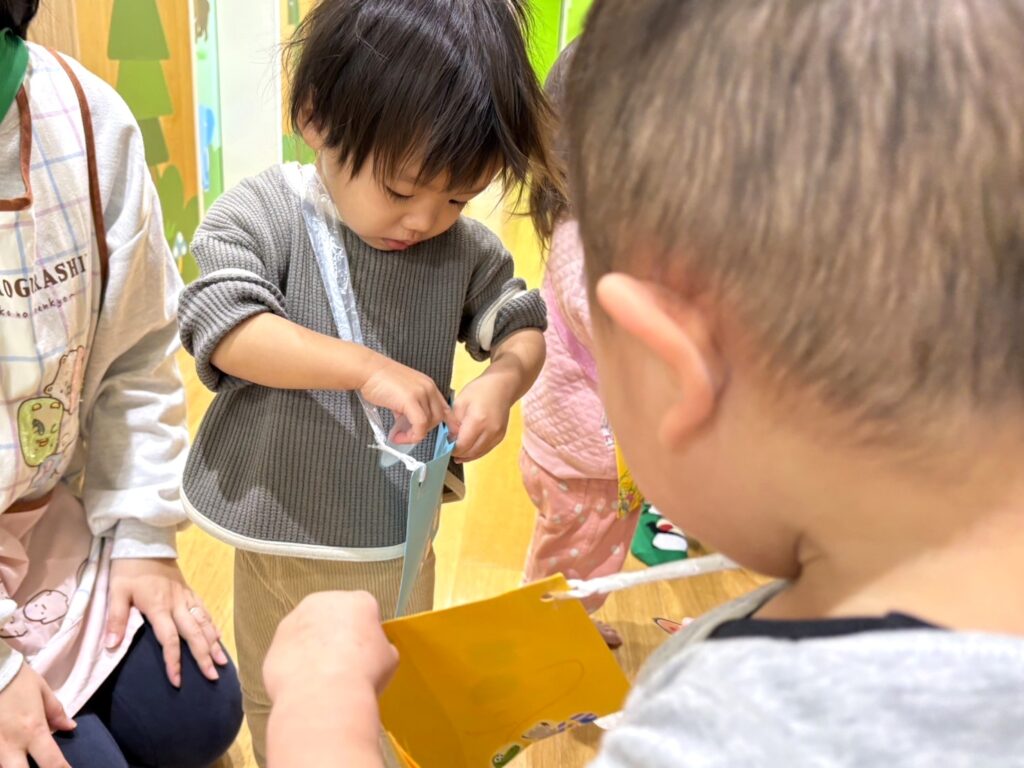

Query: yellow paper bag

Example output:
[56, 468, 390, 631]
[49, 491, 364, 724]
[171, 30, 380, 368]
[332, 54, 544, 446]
[385, 732, 422, 768]
[381, 576, 630, 768]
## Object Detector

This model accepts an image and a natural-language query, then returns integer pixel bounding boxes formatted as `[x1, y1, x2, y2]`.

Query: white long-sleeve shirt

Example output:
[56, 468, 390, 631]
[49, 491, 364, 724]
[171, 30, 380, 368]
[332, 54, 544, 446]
[0, 44, 188, 690]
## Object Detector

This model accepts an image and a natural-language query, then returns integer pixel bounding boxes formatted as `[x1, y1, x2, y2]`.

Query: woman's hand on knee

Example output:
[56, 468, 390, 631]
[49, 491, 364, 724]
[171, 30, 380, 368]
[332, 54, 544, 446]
[0, 664, 74, 768]
[105, 558, 229, 688]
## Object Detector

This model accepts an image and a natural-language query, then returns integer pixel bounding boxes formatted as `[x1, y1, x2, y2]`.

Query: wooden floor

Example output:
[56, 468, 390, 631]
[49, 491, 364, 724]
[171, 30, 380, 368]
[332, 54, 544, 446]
[177, 194, 765, 767]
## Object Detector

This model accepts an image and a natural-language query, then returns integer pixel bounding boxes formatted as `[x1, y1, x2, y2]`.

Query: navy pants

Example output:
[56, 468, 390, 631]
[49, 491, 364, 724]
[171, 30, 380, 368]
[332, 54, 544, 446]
[34, 622, 244, 768]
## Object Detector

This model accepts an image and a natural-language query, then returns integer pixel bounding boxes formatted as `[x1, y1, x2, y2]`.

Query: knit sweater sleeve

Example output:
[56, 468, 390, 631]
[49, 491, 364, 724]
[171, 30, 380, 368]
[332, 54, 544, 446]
[459, 219, 547, 361]
[178, 169, 290, 392]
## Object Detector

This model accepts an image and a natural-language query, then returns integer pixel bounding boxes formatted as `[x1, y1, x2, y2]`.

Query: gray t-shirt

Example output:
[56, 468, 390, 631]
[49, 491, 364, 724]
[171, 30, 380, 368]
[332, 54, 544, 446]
[594, 583, 1024, 767]
[178, 164, 546, 556]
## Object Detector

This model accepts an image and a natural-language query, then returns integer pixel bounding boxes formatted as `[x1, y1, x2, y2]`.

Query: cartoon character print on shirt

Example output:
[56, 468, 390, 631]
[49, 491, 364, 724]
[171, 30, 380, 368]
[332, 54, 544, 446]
[22, 589, 69, 626]
[1, 589, 71, 637]
[44, 346, 86, 415]
[16, 347, 85, 478]
[17, 396, 65, 468]
[0, 612, 28, 639]
[0, 585, 28, 639]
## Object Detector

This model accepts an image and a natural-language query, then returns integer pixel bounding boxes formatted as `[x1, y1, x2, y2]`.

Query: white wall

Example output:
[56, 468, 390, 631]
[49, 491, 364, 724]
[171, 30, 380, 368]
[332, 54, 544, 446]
[216, 0, 282, 191]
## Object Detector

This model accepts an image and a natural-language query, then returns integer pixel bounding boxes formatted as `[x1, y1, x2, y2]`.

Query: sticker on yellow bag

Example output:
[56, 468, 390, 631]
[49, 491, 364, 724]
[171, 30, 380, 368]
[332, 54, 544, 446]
[380, 576, 630, 768]
[616, 445, 644, 520]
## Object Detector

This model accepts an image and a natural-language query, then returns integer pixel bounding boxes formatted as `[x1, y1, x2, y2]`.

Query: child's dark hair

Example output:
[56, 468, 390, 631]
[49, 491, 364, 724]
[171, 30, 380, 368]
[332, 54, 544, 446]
[528, 40, 578, 241]
[1, 0, 38, 37]
[286, 0, 562, 240]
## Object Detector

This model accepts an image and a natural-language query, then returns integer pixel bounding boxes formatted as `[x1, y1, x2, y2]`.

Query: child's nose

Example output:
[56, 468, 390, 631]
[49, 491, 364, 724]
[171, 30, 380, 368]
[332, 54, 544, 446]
[401, 205, 437, 235]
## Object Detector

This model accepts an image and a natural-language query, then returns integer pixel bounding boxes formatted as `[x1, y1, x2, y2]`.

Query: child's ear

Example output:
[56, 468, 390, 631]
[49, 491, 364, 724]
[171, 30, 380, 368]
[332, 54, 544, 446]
[297, 106, 326, 152]
[596, 273, 724, 450]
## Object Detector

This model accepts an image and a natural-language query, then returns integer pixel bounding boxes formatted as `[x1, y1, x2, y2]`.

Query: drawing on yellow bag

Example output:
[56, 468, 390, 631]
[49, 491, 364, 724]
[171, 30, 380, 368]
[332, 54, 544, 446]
[616, 446, 643, 520]
[521, 713, 598, 741]
[491, 712, 599, 765]
[380, 576, 629, 768]
[491, 744, 521, 767]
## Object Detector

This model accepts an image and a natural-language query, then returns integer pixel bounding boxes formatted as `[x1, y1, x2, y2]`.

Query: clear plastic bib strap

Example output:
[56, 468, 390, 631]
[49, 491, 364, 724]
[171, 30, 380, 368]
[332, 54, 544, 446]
[286, 163, 424, 474]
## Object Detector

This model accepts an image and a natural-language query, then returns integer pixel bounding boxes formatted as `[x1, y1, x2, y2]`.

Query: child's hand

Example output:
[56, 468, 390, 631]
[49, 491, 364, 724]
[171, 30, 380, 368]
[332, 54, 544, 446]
[264, 592, 395, 767]
[105, 558, 229, 688]
[451, 376, 514, 463]
[360, 355, 452, 444]
[0, 663, 75, 768]
[264, 591, 398, 699]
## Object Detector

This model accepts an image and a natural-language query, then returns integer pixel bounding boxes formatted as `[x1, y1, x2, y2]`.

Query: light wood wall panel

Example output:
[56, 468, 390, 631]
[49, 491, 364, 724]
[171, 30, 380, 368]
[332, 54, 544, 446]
[28, 0, 79, 57]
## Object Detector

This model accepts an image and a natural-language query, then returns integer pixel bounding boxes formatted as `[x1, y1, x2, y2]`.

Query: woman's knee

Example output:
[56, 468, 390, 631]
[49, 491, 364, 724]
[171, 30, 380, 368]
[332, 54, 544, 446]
[109, 624, 244, 767]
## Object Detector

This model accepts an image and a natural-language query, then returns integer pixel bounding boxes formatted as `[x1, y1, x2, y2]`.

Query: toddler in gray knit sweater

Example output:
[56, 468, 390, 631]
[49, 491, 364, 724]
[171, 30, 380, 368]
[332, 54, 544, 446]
[176, 1, 558, 763]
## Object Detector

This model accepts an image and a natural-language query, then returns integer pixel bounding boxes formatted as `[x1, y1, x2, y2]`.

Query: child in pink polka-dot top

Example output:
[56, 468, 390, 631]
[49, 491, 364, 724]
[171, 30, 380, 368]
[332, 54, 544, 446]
[520, 42, 640, 648]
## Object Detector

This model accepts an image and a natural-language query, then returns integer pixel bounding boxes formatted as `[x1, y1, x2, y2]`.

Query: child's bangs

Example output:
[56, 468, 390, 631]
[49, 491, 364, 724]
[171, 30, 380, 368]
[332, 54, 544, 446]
[364, 86, 531, 196]
[286, 0, 556, 225]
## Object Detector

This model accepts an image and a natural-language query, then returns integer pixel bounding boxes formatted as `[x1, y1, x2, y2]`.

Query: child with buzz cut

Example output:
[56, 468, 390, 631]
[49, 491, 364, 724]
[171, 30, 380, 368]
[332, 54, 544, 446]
[258, 0, 1024, 765]
[177, 0, 558, 762]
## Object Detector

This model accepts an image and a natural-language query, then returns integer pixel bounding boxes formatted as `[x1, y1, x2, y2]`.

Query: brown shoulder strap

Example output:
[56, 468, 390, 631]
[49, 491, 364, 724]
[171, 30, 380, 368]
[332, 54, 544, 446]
[49, 49, 111, 309]
[0, 88, 33, 212]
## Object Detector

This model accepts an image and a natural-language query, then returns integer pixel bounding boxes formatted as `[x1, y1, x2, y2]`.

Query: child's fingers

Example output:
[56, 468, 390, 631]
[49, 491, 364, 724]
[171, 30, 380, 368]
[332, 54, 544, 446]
[456, 438, 487, 463]
[428, 389, 450, 429]
[151, 613, 183, 688]
[456, 419, 504, 462]
[414, 388, 448, 438]
[446, 412, 461, 438]
[452, 421, 486, 461]
[173, 603, 219, 681]
[395, 401, 429, 444]
[397, 390, 448, 444]
[103, 585, 131, 650]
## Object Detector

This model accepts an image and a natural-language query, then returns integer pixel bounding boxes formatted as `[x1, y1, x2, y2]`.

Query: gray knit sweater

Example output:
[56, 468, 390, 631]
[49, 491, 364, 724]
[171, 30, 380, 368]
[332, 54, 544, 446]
[178, 165, 546, 558]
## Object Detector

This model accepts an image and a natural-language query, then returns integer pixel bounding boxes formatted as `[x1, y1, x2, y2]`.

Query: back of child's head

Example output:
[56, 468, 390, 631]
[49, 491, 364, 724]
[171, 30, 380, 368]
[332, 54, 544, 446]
[529, 41, 579, 239]
[286, 0, 558, 233]
[568, 0, 1024, 452]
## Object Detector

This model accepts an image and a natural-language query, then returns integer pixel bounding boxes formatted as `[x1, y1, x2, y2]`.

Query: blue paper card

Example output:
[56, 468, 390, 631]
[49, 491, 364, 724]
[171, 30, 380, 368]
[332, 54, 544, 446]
[395, 425, 456, 617]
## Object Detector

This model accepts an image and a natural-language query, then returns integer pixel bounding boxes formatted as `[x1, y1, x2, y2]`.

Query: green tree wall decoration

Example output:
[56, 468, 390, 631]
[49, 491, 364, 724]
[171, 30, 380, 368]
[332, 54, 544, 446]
[109, 0, 172, 166]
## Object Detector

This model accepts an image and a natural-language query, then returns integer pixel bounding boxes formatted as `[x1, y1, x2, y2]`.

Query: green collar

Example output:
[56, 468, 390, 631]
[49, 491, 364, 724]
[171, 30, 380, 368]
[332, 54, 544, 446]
[0, 29, 29, 122]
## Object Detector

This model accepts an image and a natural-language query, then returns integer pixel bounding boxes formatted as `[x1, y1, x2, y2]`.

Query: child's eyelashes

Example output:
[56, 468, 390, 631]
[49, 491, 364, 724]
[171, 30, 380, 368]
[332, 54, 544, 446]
[384, 186, 469, 208]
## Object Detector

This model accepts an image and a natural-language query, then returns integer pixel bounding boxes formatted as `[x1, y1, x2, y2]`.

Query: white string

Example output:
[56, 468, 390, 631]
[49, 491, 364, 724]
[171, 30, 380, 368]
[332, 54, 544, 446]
[549, 554, 740, 601]
[367, 443, 426, 476]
